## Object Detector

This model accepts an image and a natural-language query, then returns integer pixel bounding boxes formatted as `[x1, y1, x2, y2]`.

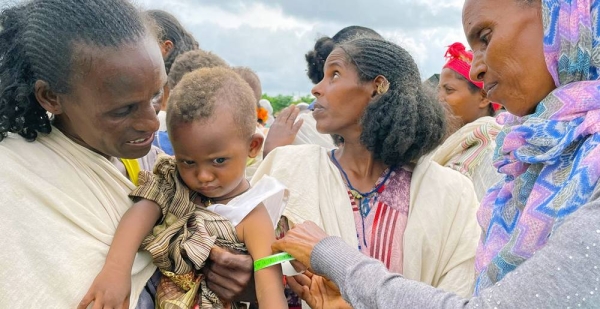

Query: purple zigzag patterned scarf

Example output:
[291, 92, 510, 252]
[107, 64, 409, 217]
[474, 0, 600, 295]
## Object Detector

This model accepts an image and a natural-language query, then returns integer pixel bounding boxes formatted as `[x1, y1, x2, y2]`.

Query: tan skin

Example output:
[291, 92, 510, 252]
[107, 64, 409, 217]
[462, 0, 556, 117]
[158, 40, 174, 111]
[35, 35, 166, 160]
[80, 103, 287, 309]
[438, 68, 491, 125]
[262, 105, 304, 157]
[312, 49, 387, 192]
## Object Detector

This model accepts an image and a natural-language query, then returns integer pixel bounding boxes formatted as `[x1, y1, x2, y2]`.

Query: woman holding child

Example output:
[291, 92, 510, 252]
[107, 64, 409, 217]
[0, 0, 253, 308]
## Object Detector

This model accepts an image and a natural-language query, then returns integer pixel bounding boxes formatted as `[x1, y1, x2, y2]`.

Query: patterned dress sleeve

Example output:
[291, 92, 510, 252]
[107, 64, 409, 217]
[129, 155, 193, 220]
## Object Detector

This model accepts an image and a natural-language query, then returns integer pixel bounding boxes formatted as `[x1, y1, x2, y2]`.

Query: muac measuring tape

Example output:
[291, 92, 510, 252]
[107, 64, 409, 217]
[254, 252, 295, 272]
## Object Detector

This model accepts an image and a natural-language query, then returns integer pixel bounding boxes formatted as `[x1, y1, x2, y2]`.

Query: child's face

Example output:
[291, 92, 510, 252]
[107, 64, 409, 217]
[170, 108, 262, 200]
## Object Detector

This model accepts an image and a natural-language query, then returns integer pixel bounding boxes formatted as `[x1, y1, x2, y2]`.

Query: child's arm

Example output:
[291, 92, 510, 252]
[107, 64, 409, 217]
[78, 199, 161, 309]
[236, 203, 288, 309]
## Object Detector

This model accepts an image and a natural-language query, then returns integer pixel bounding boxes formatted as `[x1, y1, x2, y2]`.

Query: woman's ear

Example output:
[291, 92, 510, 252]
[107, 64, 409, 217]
[160, 40, 174, 58]
[478, 89, 492, 109]
[372, 75, 390, 97]
[35, 80, 63, 115]
[248, 133, 265, 159]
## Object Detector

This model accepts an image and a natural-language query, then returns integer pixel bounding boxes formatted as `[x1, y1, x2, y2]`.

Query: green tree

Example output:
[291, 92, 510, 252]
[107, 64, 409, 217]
[261, 93, 315, 114]
[261, 94, 293, 113]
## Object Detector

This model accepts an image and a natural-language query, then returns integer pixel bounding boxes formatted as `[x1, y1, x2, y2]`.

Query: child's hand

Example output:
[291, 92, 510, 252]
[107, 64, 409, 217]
[78, 265, 131, 309]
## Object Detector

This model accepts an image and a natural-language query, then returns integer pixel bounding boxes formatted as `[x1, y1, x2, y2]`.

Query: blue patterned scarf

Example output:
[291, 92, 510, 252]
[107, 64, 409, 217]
[475, 0, 600, 294]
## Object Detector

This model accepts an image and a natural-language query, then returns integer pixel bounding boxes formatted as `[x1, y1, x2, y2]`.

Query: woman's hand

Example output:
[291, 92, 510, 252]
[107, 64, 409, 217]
[263, 105, 304, 157]
[202, 246, 255, 302]
[287, 270, 351, 309]
[78, 264, 131, 309]
[271, 221, 329, 269]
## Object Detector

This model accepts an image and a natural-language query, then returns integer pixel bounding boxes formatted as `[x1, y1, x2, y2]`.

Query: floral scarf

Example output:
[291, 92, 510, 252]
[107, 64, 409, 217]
[475, 0, 600, 294]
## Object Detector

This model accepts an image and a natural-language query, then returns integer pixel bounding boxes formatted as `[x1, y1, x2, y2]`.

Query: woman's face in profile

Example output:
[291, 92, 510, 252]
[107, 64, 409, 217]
[462, 0, 556, 116]
[310, 48, 373, 136]
[438, 68, 487, 125]
[55, 35, 167, 159]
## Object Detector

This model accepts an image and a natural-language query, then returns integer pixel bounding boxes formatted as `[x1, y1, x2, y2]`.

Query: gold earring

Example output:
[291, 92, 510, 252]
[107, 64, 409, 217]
[377, 81, 389, 95]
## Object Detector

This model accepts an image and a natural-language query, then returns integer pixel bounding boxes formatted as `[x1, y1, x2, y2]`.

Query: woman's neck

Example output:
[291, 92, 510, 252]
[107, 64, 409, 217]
[335, 137, 388, 193]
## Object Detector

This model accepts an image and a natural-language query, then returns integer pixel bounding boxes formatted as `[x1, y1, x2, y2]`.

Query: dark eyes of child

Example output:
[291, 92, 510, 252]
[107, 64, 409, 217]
[213, 158, 227, 164]
[184, 160, 196, 166]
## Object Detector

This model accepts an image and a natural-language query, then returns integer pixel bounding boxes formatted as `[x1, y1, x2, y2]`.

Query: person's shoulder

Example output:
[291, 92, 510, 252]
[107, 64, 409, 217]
[0, 133, 51, 161]
[268, 144, 328, 158]
[413, 158, 475, 191]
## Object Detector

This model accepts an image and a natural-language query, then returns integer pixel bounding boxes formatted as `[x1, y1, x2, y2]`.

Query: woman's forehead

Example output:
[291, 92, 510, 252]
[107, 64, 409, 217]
[70, 35, 166, 95]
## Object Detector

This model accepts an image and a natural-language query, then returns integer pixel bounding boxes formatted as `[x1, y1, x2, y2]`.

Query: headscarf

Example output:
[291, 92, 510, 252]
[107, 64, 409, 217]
[443, 42, 501, 111]
[475, 0, 600, 294]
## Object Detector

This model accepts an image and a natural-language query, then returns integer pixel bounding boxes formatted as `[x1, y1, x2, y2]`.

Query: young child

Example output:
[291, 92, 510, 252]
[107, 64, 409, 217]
[80, 67, 288, 309]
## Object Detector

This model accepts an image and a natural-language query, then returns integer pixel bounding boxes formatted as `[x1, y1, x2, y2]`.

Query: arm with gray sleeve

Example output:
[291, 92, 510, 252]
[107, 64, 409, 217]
[311, 189, 600, 308]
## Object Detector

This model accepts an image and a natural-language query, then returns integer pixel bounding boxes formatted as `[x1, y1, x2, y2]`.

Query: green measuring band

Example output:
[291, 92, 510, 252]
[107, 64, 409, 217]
[254, 252, 295, 272]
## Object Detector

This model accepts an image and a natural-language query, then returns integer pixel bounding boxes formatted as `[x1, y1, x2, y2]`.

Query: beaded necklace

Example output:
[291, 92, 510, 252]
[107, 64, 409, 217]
[330, 149, 394, 248]
[196, 181, 251, 206]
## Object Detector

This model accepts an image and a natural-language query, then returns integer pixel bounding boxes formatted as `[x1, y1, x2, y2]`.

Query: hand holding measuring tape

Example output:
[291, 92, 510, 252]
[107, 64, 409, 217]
[254, 252, 305, 276]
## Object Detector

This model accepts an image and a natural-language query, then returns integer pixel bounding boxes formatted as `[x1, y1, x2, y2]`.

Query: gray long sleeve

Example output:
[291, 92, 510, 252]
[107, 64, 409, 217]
[312, 196, 600, 308]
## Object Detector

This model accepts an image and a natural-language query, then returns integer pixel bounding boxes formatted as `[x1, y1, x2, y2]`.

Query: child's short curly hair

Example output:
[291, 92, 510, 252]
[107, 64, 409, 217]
[232, 66, 262, 103]
[167, 49, 228, 89]
[166, 67, 256, 139]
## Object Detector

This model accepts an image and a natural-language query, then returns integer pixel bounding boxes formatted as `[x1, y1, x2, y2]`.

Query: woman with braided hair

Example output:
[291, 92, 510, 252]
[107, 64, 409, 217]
[0, 1, 253, 307]
[263, 26, 383, 156]
[252, 37, 481, 307]
[275, 0, 600, 307]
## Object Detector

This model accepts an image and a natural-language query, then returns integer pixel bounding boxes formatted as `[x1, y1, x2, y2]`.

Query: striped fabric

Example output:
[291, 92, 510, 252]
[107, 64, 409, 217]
[130, 156, 245, 309]
[432, 116, 502, 200]
[349, 167, 412, 274]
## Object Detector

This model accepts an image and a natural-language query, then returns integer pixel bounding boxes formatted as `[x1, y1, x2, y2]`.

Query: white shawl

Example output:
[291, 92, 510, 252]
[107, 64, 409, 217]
[251, 145, 480, 298]
[0, 130, 156, 308]
[291, 112, 336, 150]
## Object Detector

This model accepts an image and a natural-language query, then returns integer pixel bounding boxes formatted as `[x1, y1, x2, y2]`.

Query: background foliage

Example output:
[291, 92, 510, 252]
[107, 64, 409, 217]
[261, 93, 314, 114]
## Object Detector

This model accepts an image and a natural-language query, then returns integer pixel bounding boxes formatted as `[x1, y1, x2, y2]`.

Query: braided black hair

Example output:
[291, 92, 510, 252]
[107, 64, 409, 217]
[339, 38, 446, 166]
[0, 0, 150, 142]
[305, 26, 382, 84]
[146, 10, 198, 74]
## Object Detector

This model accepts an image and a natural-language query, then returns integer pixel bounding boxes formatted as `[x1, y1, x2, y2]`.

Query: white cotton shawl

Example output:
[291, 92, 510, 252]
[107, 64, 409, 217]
[291, 112, 336, 150]
[251, 145, 480, 298]
[0, 129, 156, 308]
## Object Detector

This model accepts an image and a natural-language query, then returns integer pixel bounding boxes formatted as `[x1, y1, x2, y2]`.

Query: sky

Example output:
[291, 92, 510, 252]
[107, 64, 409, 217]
[136, 0, 469, 96]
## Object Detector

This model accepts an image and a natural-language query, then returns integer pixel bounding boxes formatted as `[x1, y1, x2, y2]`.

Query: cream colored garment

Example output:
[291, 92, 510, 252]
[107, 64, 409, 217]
[431, 116, 502, 201]
[291, 112, 335, 149]
[0, 129, 156, 309]
[251, 145, 480, 298]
